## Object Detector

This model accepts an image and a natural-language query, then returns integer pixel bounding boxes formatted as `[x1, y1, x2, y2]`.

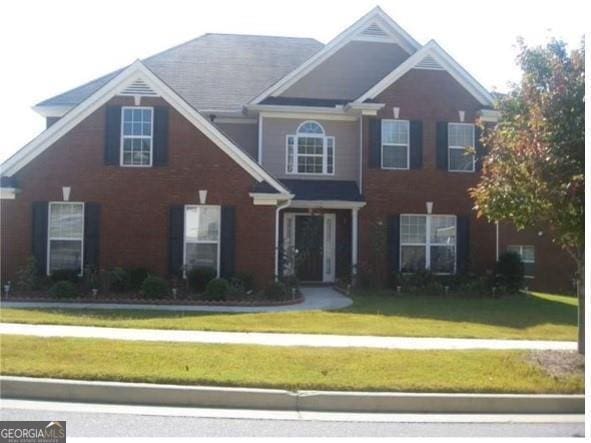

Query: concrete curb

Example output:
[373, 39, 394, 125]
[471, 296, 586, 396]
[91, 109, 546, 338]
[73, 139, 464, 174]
[0, 376, 584, 414]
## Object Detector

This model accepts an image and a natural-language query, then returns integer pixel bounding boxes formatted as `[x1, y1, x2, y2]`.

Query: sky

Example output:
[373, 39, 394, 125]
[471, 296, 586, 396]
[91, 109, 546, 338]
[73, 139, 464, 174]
[0, 0, 587, 163]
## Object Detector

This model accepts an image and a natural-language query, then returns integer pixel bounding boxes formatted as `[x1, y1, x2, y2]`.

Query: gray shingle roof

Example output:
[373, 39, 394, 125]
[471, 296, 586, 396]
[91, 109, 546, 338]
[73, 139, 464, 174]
[37, 33, 323, 112]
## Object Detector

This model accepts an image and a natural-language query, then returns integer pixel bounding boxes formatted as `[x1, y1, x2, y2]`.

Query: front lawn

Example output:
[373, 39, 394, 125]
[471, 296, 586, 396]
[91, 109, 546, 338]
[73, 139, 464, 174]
[0, 292, 577, 341]
[0, 335, 583, 393]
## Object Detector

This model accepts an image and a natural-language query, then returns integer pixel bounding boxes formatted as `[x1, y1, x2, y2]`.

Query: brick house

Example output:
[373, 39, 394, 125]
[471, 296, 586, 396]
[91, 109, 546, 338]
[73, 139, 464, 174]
[0, 7, 575, 292]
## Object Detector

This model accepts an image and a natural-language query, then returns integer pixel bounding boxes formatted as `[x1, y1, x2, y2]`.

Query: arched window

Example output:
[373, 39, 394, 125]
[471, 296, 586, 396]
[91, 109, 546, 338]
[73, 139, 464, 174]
[286, 121, 335, 175]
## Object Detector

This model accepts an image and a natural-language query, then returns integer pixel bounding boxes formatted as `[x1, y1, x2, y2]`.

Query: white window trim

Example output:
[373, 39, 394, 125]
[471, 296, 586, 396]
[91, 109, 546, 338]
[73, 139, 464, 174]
[448, 122, 475, 173]
[381, 119, 410, 170]
[120, 106, 154, 168]
[46, 201, 85, 276]
[399, 214, 457, 275]
[285, 121, 335, 176]
[183, 205, 221, 278]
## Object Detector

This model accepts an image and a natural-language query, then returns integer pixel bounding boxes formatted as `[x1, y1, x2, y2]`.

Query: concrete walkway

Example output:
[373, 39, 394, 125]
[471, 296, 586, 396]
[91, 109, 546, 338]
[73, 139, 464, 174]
[1, 286, 353, 313]
[0, 323, 576, 351]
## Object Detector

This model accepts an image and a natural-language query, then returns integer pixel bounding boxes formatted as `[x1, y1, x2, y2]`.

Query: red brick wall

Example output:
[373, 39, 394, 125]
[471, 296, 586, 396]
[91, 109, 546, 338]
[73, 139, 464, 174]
[1, 96, 276, 287]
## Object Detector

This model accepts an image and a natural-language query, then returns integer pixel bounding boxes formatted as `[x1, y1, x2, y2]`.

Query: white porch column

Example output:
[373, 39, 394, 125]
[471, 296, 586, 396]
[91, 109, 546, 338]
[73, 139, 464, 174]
[351, 207, 359, 275]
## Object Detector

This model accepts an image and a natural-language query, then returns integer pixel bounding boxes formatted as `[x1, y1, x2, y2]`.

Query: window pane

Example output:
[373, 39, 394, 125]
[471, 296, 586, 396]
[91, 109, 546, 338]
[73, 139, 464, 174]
[326, 137, 334, 174]
[185, 207, 220, 241]
[298, 122, 323, 134]
[449, 148, 474, 171]
[448, 123, 474, 147]
[430, 216, 456, 244]
[297, 154, 323, 174]
[382, 120, 408, 145]
[185, 243, 218, 270]
[49, 240, 82, 272]
[430, 246, 455, 273]
[297, 137, 323, 155]
[522, 246, 535, 262]
[382, 145, 408, 169]
[401, 245, 426, 272]
[400, 215, 426, 244]
[524, 262, 535, 276]
[287, 136, 295, 173]
[49, 204, 84, 238]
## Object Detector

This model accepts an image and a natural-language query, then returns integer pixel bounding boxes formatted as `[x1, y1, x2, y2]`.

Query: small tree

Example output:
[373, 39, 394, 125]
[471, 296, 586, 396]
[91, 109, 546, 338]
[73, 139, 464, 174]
[470, 38, 585, 353]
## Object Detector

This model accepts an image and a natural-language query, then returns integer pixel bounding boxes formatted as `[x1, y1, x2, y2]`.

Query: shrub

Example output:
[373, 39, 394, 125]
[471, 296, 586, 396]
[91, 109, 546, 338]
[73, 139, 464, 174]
[81, 266, 100, 294]
[280, 274, 299, 291]
[495, 252, 524, 294]
[129, 267, 150, 291]
[48, 281, 78, 299]
[187, 267, 216, 293]
[15, 256, 40, 291]
[141, 275, 169, 299]
[50, 269, 80, 284]
[204, 278, 229, 301]
[109, 267, 131, 292]
[263, 281, 288, 301]
[232, 271, 256, 292]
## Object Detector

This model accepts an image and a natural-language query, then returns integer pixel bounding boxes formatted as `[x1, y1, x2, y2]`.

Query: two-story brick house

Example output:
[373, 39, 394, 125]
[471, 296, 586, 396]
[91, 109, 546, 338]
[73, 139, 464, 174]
[0, 7, 574, 292]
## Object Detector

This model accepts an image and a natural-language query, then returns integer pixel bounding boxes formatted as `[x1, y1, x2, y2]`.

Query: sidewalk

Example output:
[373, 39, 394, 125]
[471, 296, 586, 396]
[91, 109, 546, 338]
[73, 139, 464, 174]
[0, 322, 577, 350]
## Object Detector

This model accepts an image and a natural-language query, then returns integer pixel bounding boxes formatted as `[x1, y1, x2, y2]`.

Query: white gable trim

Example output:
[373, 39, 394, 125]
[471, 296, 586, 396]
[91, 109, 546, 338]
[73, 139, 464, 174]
[2, 61, 289, 195]
[249, 7, 420, 105]
[355, 40, 494, 106]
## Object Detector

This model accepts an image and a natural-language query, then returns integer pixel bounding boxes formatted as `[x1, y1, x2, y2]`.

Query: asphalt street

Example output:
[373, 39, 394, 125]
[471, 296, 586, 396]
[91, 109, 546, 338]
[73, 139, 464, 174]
[0, 399, 585, 438]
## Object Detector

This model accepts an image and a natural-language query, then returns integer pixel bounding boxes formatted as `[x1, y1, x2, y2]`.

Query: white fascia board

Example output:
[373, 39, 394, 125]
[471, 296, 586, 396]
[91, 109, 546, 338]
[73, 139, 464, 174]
[0, 187, 18, 199]
[255, 108, 359, 122]
[290, 200, 366, 209]
[249, 192, 294, 206]
[344, 103, 385, 116]
[2, 61, 290, 196]
[248, 7, 420, 105]
[32, 105, 74, 118]
[355, 40, 494, 107]
[478, 109, 501, 122]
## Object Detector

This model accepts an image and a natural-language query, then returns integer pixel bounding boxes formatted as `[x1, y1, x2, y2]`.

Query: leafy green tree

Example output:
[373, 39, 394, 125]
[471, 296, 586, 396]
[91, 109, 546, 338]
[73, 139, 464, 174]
[471, 38, 585, 353]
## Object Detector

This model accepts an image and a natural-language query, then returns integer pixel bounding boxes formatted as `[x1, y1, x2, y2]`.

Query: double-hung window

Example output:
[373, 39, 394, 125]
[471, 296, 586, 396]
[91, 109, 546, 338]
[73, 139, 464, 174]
[286, 121, 335, 175]
[121, 107, 153, 167]
[400, 214, 456, 273]
[448, 123, 475, 172]
[507, 245, 535, 277]
[47, 202, 84, 275]
[381, 120, 409, 169]
[184, 205, 221, 275]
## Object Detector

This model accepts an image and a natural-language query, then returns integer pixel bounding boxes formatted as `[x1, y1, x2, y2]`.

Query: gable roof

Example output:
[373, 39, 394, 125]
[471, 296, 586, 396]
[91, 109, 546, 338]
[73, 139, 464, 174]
[248, 6, 421, 105]
[2, 61, 291, 195]
[354, 40, 495, 106]
[36, 34, 323, 113]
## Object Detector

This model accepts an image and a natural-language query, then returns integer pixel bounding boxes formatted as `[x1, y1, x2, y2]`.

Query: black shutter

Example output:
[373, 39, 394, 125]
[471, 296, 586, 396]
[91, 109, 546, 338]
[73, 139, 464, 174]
[169, 206, 184, 277]
[153, 107, 169, 166]
[32, 202, 48, 275]
[474, 125, 485, 171]
[220, 206, 236, 278]
[456, 215, 470, 274]
[369, 118, 382, 168]
[436, 121, 448, 170]
[84, 203, 100, 269]
[105, 106, 121, 165]
[387, 215, 400, 273]
[409, 120, 423, 169]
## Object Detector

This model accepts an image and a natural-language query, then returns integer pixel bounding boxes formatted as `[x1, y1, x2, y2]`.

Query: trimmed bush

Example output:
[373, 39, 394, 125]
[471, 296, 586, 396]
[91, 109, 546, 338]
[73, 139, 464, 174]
[187, 267, 216, 293]
[495, 252, 524, 294]
[129, 267, 150, 291]
[141, 275, 169, 299]
[232, 272, 256, 292]
[109, 267, 131, 292]
[264, 281, 288, 301]
[204, 278, 229, 301]
[15, 256, 41, 291]
[50, 269, 80, 284]
[280, 274, 299, 291]
[48, 281, 78, 299]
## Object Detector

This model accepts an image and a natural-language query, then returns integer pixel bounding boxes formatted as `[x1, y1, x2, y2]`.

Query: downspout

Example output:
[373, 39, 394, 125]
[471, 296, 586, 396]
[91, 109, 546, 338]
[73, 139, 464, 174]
[495, 221, 499, 261]
[275, 198, 292, 280]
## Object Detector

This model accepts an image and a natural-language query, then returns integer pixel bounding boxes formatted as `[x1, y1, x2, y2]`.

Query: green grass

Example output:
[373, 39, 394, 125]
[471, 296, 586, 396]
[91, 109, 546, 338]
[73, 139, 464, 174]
[0, 292, 577, 341]
[0, 335, 583, 393]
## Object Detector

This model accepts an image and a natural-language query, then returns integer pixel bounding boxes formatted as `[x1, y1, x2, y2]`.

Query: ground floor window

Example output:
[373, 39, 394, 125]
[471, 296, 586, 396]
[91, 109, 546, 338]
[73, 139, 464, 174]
[184, 205, 220, 274]
[400, 214, 456, 273]
[48, 202, 84, 274]
[507, 245, 535, 277]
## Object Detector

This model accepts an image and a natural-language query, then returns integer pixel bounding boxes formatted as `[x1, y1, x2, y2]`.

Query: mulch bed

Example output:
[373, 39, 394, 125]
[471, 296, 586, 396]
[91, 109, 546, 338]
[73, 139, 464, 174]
[1, 291, 304, 307]
[526, 350, 585, 378]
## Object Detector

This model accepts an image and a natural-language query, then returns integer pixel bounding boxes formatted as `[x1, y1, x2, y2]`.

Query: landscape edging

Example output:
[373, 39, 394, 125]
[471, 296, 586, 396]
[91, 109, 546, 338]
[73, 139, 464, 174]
[0, 376, 583, 414]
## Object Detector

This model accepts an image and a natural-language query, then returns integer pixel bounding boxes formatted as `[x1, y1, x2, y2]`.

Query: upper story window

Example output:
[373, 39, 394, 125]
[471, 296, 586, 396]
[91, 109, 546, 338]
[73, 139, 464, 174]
[286, 121, 335, 175]
[184, 205, 221, 275]
[507, 245, 535, 277]
[448, 123, 475, 172]
[121, 107, 153, 167]
[48, 202, 84, 275]
[381, 120, 409, 169]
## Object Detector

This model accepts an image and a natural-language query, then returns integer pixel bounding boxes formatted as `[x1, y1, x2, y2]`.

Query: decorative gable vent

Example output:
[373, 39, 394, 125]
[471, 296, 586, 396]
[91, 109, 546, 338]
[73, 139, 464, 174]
[414, 56, 444, 70]
[360, 22, 389, 38]
[119, 78, 158, 96]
